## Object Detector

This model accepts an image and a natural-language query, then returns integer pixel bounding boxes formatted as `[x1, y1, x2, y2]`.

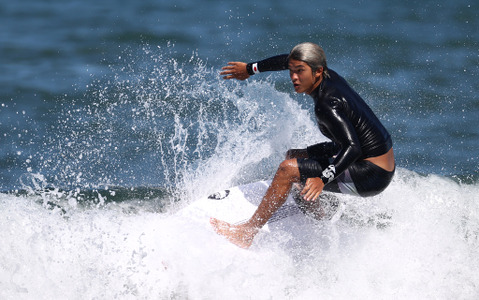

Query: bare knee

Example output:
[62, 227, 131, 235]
[276, 159, 300, 181]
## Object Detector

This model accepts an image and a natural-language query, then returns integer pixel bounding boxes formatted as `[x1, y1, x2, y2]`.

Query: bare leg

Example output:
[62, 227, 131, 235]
[210, 159, 301, 248]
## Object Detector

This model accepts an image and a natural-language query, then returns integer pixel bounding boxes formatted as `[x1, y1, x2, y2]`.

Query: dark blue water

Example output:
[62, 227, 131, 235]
[1, 1, 478, 298]
[2, 0, 478, 191]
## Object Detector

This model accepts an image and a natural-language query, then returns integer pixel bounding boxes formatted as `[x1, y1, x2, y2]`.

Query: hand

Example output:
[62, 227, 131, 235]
[300, 177, 325, 201]
[220, 62, 250, 80]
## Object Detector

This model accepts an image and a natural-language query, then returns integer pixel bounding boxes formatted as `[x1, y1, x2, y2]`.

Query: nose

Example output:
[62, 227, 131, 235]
[290, 72, 298, 81]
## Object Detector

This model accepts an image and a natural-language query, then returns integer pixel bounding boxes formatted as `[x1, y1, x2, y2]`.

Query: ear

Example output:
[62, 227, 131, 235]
[314, 67, 323, 79]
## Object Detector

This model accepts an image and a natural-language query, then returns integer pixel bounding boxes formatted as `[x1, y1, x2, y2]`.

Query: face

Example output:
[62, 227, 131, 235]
[288, 59, 323, 94]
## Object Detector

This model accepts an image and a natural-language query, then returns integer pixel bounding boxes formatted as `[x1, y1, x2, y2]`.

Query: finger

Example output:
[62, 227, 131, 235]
[302, 184, 319, 201]
[220, 68, 234, 74]
[303, 189, 315, 201]
[301, 187, 312, 201]
[222, 62, 239, 69]
[300, 178, 313, 194]
[309, 190, 320, 202]
[306, 192, 318, 201]
[300, 184, 309, 196]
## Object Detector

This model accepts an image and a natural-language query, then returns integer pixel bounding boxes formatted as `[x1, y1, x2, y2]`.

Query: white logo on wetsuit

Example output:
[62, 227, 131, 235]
[322, 165, 336, 183]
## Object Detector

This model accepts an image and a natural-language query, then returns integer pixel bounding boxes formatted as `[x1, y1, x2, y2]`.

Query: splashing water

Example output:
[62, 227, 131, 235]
[23, 45, 320, 205]
[2, 45, 479, 299]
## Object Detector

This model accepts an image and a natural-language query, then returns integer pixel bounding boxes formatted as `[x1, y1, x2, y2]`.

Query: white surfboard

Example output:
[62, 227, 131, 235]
[177, 180, 333, 234]
[177, 180, 349, 250]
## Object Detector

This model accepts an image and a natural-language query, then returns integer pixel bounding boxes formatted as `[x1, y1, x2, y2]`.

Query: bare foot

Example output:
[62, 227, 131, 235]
[210, 218, 259, 249]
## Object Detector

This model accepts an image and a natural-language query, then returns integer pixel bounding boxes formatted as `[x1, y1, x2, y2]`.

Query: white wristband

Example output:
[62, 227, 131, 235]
[252, 63, 260, 74]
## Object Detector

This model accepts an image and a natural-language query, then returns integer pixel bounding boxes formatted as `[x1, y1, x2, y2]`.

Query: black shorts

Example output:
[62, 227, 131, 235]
[297, 156, 394, 197]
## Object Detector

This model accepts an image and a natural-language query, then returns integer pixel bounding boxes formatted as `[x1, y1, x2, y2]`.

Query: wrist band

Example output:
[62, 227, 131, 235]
[246, 63, 254, 75]
[251, 63, 260, 74]
[321, 165, 336, 184]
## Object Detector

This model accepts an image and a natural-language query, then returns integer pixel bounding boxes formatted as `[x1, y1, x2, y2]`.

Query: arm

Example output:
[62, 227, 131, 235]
[306, 142, 340, 158]
[220, 54, 289, 80]
[246, 54, 289, 74]
[301, 103, 362, 201]
[319, 104, 362, 184]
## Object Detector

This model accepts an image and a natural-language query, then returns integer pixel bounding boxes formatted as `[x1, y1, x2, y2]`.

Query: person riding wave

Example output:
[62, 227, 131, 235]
[211, 42, 395, 249]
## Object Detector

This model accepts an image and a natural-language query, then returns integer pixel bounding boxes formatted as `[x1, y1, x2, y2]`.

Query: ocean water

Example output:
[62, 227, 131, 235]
[1, 0, 478, 299]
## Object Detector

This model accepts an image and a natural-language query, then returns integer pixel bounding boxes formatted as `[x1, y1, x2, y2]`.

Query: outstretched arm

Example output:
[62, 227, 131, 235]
[220, 54, 289, 80]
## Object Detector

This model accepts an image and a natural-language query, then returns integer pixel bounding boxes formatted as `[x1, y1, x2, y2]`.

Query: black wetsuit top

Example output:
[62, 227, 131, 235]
[247, 54, 393, 184]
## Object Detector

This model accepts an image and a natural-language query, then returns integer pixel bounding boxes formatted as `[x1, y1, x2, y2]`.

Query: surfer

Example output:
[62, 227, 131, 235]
[210, 42, 395, 248]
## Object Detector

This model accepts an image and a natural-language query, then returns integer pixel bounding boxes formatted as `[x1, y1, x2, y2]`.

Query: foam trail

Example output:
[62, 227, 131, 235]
[1, 171, 478, 299]
[3, 47, 478, 299]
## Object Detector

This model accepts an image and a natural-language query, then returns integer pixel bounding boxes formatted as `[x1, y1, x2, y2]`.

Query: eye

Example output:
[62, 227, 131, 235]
[289, 68, 304, 75]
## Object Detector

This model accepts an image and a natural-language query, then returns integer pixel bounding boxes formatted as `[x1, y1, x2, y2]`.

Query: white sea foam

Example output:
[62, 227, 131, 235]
[1, 170, 478, 299]
[2, 52, 478, 299]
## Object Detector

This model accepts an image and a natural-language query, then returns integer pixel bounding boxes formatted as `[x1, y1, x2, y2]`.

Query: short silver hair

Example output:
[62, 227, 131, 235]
[288, 42, 330, 78]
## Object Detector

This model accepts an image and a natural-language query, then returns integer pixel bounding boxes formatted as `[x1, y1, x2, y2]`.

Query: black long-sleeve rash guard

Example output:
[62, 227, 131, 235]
[246, 55, 289, 74]
[247, 54, 392, 184]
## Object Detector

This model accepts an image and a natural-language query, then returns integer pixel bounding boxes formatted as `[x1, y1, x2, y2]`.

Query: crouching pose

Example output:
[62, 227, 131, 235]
[211, 42, 395, 248]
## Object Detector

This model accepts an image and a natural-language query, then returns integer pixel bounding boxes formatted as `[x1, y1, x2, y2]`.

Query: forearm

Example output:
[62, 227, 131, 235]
[306, 142, 340, 158]
[221, 54, 289, 81]
[246, 54, 289, 75]
[316, 107, 363, 185]
[325, 144, 362, 183]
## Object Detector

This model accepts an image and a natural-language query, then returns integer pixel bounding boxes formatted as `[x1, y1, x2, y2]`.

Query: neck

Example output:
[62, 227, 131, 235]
[306, 75, 323, 95]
